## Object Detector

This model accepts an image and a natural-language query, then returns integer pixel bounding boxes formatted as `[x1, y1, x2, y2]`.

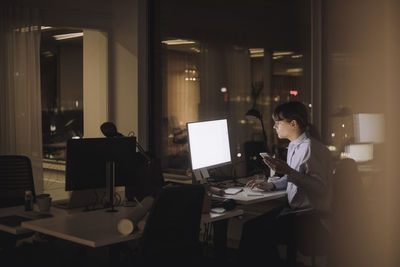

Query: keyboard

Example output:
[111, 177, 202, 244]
[52, 199, 70, 209]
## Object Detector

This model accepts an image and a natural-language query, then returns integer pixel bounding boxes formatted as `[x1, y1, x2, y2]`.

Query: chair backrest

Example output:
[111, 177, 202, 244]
[332, 158, 364, 217]
[137, 184, 205, 266]
[296, 159, 367, 263]
[330, 158, 371, 266]
[0, 155, 35, 208]
[125, 155, 164, 202]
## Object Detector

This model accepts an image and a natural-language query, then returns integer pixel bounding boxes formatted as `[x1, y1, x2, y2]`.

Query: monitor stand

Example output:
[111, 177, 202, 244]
[193, 168, 209, 183]
[106, 161, 118, 212]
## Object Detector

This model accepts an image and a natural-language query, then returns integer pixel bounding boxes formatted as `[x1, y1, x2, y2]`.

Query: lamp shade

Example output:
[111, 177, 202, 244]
[100, 122, 123, 137]
[343, 143, 374, 162]
[245, 108, 262, 120]
[353, 113, 385, 143]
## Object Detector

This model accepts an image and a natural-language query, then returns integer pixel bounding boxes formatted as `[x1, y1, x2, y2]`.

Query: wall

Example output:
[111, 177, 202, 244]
[109, 0, 139, 137]
[83, 29, 109, 137]
[323, 0, 400, 266]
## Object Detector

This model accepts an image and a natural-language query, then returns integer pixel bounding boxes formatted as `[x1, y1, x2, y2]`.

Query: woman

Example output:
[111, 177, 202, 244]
[247, 101, 331, 210]
[238, 101, 332, 266]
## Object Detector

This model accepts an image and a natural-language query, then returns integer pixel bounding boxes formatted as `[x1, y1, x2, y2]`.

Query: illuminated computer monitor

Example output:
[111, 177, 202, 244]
[187, 118, 232, 181]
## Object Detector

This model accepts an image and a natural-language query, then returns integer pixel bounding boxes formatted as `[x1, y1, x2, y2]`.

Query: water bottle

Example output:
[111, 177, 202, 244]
[24, 190, 33, 211]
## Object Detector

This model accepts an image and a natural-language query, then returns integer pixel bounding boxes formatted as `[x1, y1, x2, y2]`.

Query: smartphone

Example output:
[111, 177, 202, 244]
[259, 152, 271, 158]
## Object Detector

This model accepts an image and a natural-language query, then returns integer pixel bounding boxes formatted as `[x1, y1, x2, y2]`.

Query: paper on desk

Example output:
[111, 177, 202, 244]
[224, 188, 243, 195]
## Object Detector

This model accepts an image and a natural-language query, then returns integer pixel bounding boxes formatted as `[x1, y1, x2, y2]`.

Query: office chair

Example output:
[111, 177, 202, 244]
[0, 155, 36, 208]
[293, 158, 366, 267]
[291, 208, 330, 267]
[329, 158, 370, 267]
[0, 155, 36, 252]
[134, 184, 205, 266]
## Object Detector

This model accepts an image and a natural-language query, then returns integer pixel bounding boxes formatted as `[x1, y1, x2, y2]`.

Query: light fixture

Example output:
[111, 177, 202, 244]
[161, 39, 196, 45]
[53, 32, 83, 41]
[286, 68, 303, 73]
[291, 54, 303, 59]
[273, 51, 294, 56]
[40, 26, 53, 30]
[249, 48, 264, 58]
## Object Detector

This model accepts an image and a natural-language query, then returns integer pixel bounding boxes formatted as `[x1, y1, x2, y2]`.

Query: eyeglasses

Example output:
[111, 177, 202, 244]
[273, 119, 287, 126]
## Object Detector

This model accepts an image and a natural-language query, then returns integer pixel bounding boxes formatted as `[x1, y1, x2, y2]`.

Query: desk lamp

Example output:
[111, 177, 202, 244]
[245, 108, 268, 152]
[100, 122, 152, 165]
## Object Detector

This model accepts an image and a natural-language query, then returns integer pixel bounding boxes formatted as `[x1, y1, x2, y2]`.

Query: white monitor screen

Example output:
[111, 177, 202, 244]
[187, 119, 232, 171]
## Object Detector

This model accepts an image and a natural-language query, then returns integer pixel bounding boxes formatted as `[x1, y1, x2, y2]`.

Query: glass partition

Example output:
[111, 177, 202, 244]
[150, 0, 312, 177]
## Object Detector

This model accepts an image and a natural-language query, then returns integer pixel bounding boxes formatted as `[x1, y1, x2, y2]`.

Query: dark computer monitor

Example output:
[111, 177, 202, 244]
[65, 137, 137, 191]
[187, 118, 232, 181]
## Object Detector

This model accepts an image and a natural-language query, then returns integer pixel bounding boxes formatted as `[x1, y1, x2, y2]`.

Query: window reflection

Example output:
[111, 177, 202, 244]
[160, 39, 307, 176]
[152, 0, 311, 177]
[41, 27, 83, 160]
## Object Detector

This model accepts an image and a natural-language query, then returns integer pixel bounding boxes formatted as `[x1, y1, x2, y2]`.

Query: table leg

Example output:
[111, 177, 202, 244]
[212, 219, 228, 262]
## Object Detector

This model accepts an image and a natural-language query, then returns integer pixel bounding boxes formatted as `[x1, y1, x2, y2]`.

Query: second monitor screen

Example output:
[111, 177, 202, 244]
[65, 137, 137, 191]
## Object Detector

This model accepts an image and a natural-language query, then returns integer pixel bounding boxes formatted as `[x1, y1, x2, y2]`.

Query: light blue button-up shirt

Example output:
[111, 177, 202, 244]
[272, 132, 332, 211]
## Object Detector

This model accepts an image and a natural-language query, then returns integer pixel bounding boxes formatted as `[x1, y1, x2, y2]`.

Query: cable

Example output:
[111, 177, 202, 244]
[127, 131, 152, 164]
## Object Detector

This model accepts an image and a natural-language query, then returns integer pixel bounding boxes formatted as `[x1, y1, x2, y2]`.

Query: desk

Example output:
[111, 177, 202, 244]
[213, 187, 286, 205]
[208, 187, 286, 262]
[2, 204, 243, 265]
[21, 206, 141, 247]
[202, 209, 244, 224]
[16, 206, 242, 248]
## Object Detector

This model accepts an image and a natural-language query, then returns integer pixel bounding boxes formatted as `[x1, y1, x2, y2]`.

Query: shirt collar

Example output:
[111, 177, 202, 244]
[289, 132, 308, 148]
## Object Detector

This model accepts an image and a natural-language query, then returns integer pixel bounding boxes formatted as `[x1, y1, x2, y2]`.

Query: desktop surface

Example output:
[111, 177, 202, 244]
[19, 205, 244, 248]
[21, 206, 142, 247]
[212, 187, 286, 205]
[205, 175, 286, 205]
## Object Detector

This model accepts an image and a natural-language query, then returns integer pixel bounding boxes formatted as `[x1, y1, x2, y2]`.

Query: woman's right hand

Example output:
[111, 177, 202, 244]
[246, 180, 274, 191]
[245, 179, 256, 188]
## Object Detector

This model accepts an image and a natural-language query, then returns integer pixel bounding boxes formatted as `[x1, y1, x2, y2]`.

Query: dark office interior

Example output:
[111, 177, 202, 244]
[1, 0, 400, 266]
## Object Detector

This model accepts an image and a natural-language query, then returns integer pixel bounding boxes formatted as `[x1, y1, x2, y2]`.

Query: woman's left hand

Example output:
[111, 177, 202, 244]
[263, 157, 294, 175]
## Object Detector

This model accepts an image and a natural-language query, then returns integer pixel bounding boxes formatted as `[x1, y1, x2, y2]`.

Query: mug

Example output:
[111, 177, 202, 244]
[36, 194, 52, 212]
